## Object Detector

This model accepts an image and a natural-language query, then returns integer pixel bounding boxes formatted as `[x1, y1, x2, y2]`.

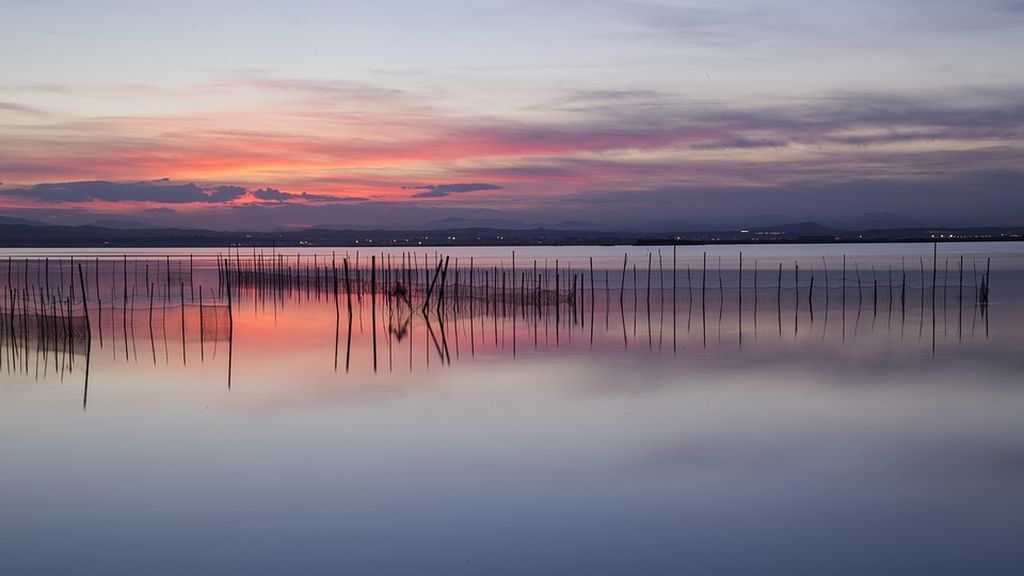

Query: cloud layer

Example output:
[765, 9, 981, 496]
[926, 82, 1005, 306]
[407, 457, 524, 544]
[0, 180, 246, 204]
[405, 183, 502, 198]
[2, 0, 1023, 231]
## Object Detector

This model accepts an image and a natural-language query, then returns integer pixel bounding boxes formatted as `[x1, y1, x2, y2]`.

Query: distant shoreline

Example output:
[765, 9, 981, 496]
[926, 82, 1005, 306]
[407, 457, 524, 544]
[2, 238, 1023, 250]
[1, 221, 1021, 249]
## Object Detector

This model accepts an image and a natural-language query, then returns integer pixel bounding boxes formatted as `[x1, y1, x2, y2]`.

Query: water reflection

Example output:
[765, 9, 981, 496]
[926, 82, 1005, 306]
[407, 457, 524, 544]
[0, 247, 1001, 393]
[1, 245, 1022, 575]
[0, 249, 995, 356]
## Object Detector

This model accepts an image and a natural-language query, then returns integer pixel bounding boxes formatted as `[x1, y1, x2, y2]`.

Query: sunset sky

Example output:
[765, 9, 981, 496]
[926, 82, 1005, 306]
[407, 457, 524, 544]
[2, 0, 1022, 230]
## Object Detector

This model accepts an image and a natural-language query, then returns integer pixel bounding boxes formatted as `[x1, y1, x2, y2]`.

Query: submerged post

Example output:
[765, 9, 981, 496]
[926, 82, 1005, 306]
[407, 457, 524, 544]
[371, 255, 377, 372]
[77, 263, 91, 339]
[646, 252, 652, 310]
[620, 254, 628, 306]
[702, 252, 707, 308]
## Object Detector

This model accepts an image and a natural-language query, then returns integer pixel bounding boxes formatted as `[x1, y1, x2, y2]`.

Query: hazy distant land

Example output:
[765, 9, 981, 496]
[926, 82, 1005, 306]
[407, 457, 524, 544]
[0, 217, 1020, 248]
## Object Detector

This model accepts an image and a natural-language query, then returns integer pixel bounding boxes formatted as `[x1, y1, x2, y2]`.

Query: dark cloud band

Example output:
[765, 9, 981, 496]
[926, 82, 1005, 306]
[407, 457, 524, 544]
[0, 180, 246, 204]
[405, 183, 502, 198]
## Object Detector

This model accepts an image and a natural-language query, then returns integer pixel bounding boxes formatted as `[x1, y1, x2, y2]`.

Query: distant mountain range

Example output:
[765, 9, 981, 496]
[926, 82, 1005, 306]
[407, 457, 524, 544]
[0, 219, 1020, 248]
[0, 215, 50, 227]
[82, 218, 165, 230]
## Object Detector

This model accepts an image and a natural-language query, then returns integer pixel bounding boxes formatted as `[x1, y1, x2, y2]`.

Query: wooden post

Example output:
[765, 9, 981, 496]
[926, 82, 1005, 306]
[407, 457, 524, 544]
[95, 258, 103, 347]
[590, 256, 595, 315]
[808, 271, 815, 314]
[794, 262, 799, 311]
[777, 262, 782, 309]
[702, 252, 708, 308]
[77, 264, 91, 339]
[371, 254, 377, 372]
[437, 256, 450, 316]
[180, 282, 186, 365]
[842, 254, 847, 312]
[620, 254, 628, 305]
[123, 255, 129, 360]
[199, 286, 205, 362]
[646, 252, 652, 310]
[344, 258, 353, 315]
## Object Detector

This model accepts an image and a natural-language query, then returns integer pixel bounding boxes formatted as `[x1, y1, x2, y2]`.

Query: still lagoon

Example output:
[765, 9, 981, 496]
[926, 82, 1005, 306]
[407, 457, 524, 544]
[1, 243, 1022, 575]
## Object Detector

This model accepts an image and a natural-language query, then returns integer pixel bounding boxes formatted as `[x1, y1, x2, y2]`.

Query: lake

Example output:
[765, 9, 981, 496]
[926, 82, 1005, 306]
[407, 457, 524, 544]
[1, 242, 1022, 575]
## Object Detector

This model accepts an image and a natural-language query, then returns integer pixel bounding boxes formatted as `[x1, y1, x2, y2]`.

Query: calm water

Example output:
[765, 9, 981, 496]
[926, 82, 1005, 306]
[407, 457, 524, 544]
[1, 243, 1022, 575]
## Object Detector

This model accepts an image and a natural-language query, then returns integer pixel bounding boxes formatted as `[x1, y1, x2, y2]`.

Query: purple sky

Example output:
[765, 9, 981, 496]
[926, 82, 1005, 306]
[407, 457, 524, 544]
[1, 0, 1022, 230]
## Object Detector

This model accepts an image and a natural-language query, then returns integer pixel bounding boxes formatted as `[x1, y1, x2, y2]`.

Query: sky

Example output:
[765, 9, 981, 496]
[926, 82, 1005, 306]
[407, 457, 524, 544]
[1, 0, 1023, 230]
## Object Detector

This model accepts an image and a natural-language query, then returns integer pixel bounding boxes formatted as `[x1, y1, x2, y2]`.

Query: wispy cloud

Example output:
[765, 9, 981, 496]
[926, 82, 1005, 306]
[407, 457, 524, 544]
[0, 101, 48, 116]
[608, 1, 768, 43]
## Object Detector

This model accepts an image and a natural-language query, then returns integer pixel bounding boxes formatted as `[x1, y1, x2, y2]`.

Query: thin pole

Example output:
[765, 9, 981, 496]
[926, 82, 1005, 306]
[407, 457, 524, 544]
[620, 254, 628, 306]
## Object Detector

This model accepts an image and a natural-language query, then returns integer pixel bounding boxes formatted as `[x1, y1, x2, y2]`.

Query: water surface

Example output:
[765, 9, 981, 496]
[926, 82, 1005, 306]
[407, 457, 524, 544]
[1, 243, 1022, 575]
